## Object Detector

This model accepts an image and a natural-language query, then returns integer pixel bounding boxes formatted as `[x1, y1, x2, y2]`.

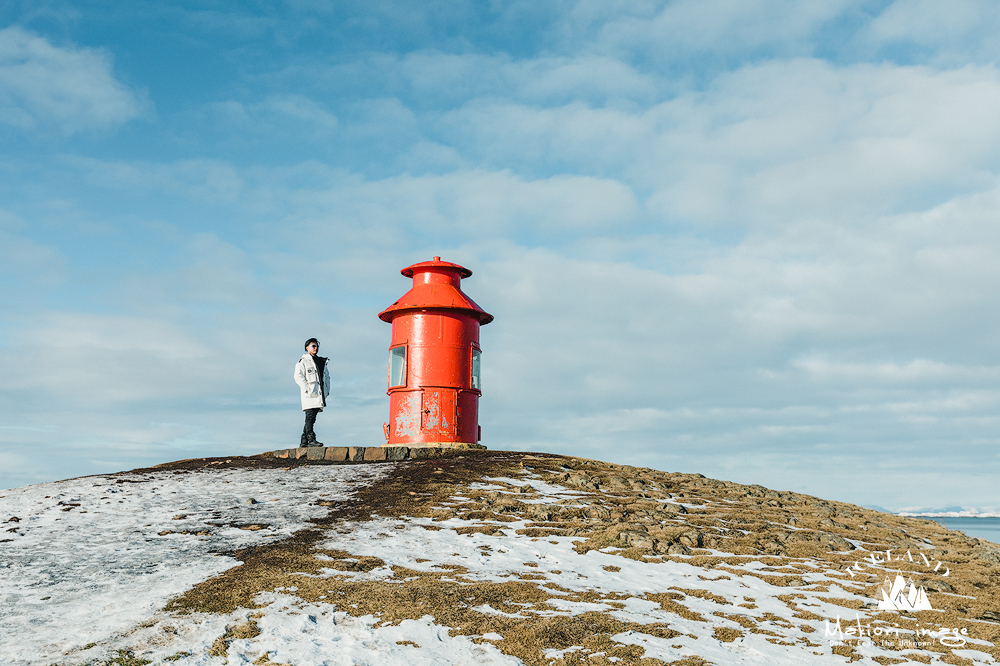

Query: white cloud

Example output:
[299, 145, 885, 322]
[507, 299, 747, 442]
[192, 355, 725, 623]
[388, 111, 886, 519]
[329, 170, 642, 236]
[64, 156, 245, 203]
[866, 0, 1000, 64]
[0, 27, 145, 133]
[400, 51, 659, 105]
[61, 157, 642, 241]
[435, 58, 1000, 230]
[793, 358, 1000, 384]
[588, 0, 858, 62]
[560, 0, 1000, 69]
[209, 94, 338, 138]
[0, 209, 67, 294]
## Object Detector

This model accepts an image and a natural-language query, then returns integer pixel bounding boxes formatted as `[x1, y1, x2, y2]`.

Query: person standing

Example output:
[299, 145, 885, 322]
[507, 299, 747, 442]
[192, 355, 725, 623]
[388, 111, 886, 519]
[294, 338, 330, 447]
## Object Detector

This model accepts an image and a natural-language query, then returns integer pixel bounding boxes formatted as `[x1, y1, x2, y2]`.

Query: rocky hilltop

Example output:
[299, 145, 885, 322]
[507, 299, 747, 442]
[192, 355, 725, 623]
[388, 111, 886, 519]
[2, 451, 999, 665]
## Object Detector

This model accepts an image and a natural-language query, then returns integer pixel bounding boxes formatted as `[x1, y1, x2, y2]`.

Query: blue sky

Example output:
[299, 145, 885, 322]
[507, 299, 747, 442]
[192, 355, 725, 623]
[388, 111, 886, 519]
[2, 0, 1000, 511]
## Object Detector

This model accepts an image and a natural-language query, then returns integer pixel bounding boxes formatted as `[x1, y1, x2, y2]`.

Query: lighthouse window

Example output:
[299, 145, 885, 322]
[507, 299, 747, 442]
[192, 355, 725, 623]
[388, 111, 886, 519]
[389, 346, 406, 387]
[471, 347, 481, 390]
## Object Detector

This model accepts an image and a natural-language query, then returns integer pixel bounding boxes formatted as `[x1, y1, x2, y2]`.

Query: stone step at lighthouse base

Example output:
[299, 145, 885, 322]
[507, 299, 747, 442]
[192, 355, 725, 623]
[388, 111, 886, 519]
[270, 443, 486, 463]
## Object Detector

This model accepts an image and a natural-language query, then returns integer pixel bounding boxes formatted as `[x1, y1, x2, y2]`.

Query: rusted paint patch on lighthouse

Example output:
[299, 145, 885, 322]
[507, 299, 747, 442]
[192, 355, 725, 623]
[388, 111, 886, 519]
[422, 390, 440, 429]
[393, 392, 421, 437]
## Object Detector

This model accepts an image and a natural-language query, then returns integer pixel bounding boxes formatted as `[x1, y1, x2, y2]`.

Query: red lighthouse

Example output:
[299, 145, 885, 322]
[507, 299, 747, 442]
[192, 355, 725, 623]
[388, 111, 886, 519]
[379, 257, 493, 449]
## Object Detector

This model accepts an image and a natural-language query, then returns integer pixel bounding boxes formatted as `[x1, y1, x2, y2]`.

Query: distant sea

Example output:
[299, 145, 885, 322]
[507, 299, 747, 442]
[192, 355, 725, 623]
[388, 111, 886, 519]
[918, 517, 1000, 544]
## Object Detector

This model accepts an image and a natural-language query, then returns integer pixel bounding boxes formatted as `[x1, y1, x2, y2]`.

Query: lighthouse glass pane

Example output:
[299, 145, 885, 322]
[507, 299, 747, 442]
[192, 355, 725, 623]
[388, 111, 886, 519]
[471, 348, 481, 390]
[389, 346, 406, 387]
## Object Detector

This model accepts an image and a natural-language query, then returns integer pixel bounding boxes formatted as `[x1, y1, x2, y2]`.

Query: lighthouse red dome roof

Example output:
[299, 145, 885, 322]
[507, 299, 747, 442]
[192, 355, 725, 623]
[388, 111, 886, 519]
[400, 257, 472, 279]
[378, 256, 493, 325]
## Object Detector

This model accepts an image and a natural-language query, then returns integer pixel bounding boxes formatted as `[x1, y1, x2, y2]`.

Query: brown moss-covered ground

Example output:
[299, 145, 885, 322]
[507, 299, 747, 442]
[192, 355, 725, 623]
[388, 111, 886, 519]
[125, 451, 1000, 665]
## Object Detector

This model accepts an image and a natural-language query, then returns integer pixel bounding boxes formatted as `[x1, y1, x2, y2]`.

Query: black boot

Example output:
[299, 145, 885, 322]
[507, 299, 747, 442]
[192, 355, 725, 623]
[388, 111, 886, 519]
[300, 433, 309, 448]
[303, 408, 322, 446]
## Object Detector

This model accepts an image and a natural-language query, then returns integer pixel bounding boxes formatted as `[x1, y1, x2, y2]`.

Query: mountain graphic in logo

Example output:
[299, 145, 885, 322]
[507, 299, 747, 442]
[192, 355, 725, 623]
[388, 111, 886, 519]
[877, 575, 932, 611]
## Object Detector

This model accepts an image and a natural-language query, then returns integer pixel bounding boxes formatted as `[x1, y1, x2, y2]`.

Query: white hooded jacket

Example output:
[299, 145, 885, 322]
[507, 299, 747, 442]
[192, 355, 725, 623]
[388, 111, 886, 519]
[294, 353, 331, 410]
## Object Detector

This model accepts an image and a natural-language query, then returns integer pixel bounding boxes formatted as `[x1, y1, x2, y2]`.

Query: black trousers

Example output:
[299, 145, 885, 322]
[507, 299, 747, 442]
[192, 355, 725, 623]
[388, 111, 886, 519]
[303, 408, 321, 440]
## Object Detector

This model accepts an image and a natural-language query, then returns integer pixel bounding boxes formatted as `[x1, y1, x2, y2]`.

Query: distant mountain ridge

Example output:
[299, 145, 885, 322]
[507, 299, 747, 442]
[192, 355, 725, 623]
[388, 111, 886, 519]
[895, 506, 1000, 517]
